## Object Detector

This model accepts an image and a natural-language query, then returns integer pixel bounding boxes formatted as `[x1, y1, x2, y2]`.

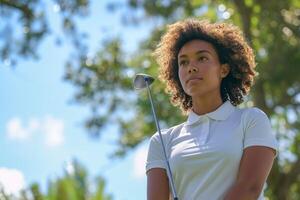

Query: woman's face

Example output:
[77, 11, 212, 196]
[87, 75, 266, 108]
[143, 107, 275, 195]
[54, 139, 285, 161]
[177, 39, 229, 99]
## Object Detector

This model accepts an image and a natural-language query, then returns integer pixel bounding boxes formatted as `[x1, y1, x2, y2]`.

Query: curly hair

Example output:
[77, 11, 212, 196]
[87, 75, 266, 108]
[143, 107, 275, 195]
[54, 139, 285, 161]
[153, 18, 257, 113]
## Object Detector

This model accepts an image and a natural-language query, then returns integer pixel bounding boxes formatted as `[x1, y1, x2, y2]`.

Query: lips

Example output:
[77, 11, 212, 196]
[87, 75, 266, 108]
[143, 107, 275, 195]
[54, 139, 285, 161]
[186, 77, 203, 84]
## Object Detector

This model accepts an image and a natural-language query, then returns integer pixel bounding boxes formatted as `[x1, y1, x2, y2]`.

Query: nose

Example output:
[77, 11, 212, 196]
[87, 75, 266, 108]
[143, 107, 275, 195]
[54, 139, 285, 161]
[188, 66, 198, 74]
[187, 60, 199, 74]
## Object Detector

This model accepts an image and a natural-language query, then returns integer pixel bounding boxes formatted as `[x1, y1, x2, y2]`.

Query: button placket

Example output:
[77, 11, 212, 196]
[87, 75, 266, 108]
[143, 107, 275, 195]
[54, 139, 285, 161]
[203, 117, 210, 144]
[197, 116, 210, 145]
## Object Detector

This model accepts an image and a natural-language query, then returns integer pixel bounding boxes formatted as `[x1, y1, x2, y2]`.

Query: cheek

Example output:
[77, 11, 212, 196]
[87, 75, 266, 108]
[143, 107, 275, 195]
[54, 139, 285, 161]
[206, 66, 222, 79]
[209, 71, 223, 87]
[178, 68, 185, 86]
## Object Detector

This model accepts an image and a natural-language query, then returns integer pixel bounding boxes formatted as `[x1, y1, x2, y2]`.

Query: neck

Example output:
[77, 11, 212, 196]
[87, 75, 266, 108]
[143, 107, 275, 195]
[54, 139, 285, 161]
[192, 94, 224, 115]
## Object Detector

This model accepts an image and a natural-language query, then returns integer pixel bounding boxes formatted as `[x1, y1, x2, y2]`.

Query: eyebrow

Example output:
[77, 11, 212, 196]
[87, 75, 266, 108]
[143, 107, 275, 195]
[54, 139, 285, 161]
[178, 50, 212, 58]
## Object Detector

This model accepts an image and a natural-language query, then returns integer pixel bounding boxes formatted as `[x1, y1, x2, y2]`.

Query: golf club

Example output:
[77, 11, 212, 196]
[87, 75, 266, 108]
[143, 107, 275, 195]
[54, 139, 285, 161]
[133, 73, 179, 200]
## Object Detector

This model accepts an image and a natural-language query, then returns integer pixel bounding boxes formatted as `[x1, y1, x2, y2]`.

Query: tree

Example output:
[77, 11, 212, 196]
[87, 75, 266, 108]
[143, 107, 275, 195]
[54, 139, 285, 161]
[0, 160, 113, 200]
[0, 0, 89, 66]
[65, 0, 300, 199]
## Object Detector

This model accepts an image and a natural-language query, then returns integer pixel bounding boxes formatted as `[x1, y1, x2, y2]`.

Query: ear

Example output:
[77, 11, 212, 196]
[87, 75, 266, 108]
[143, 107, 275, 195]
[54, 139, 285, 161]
[220, 64, 230, 78]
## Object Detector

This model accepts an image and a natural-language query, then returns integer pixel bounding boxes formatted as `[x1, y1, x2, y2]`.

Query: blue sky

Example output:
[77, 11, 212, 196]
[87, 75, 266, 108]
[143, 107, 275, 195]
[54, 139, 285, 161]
[0, 1, 156, 199]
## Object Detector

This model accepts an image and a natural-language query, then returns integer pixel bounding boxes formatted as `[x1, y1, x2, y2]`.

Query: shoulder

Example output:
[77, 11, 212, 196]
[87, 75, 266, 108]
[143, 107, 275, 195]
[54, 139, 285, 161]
[150, 122, 185, 142]
[239, 106, 272, 132]
[241, 106, 269, 122]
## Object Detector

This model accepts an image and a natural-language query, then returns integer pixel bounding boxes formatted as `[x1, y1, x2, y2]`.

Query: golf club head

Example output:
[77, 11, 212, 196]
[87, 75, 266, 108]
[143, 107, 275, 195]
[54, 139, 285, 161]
[133, 73, 155, 90]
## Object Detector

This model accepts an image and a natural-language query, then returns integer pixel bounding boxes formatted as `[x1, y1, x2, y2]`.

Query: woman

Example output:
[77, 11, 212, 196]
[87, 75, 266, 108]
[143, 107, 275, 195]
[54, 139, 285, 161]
[145, 19, 278, 200]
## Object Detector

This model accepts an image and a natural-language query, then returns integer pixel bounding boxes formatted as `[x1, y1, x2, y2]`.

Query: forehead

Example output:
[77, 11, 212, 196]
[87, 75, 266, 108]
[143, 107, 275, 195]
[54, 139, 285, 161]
[178, 39, 217, 57]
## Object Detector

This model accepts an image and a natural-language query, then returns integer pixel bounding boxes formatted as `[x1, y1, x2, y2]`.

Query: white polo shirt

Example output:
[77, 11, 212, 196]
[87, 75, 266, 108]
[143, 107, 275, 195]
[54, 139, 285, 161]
[145, 101, 278, 200]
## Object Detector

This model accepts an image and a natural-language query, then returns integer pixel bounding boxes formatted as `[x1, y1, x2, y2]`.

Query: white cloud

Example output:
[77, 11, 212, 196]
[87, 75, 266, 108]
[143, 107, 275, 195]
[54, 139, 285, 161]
[27, 118, 40, 132]
[133, 146, 148, 179]
[6, 118, 40, 140]
[0, 168, 25, 196]
[6, 116, 64, 147]
[6, 118, 29, 140]
[43, 116, 64, 147]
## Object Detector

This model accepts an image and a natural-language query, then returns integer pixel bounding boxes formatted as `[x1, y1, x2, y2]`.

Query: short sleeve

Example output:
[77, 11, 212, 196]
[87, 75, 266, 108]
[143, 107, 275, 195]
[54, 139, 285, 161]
[145, 132, 168, 174]
[242, 107, 279, 157]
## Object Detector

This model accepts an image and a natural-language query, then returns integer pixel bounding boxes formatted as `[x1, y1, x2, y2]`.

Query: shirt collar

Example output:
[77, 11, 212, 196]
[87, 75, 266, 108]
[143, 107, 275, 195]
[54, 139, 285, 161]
[185, 101, 235, 126]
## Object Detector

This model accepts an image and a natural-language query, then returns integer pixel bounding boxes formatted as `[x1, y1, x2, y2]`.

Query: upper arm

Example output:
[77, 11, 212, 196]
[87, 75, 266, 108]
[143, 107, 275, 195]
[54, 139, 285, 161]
[236, 146, 276, 193]
[147, 168, 170, 200]
[237, 108, 278, 193]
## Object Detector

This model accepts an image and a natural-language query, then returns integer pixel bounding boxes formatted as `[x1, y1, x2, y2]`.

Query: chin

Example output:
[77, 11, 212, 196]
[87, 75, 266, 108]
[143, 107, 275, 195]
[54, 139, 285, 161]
[186, 91, 206, 98]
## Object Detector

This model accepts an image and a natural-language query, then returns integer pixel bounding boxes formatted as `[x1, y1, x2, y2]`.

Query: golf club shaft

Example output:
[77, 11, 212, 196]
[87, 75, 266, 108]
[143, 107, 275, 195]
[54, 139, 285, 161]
[145, 80, 178, 200]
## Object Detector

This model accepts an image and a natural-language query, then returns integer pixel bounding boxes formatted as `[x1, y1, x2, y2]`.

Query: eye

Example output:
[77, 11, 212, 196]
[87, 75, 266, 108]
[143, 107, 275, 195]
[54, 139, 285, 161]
[179, 60, 188, 67]
[198, 56, 208, 62]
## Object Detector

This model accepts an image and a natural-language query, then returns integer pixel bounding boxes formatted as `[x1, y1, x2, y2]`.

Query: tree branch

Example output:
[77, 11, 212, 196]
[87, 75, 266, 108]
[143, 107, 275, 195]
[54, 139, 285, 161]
[232, 0, 253, 45]
[0, 0, 34, 19]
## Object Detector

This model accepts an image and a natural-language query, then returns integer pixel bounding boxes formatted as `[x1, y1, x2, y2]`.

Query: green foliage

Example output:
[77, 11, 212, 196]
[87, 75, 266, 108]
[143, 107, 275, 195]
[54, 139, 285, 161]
[0, 0, 89, 66]
[30, 184, 44, 200]
[90, 178, 112, 200]
[0, 160, 112, 200]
